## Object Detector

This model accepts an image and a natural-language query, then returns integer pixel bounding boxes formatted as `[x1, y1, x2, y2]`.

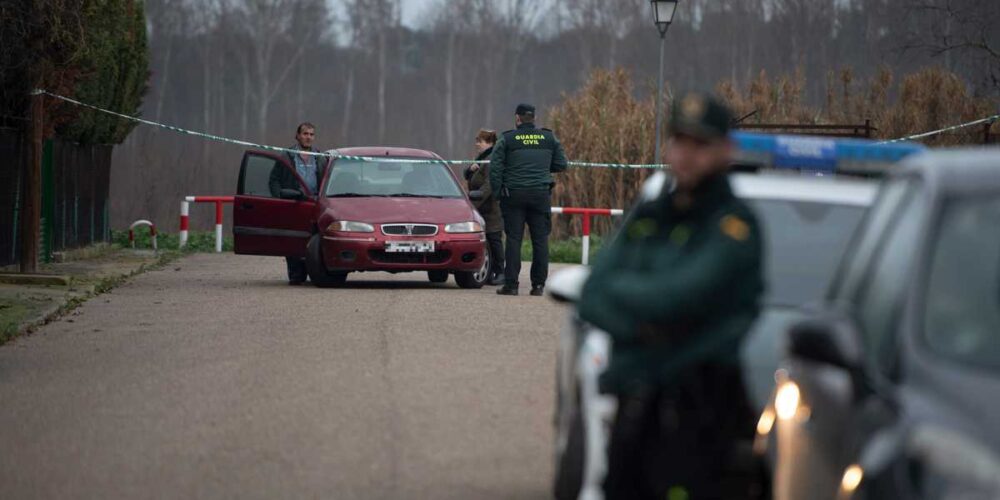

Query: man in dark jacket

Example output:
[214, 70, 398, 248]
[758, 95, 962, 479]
[578, 93, 765, 499]
[490, 104, 568, 296]
[269, 122, 328, 285]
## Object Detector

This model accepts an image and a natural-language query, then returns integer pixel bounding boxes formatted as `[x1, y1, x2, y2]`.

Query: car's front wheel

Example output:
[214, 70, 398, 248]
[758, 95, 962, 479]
[305, 234, 348, 288]
[428, 270, 449, 283]
[554, 405, 585, 500]
[454, 245, 489, 289]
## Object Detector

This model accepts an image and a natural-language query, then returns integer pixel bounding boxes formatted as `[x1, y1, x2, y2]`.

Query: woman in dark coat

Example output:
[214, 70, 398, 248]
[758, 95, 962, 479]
[465, 129, 505, 285]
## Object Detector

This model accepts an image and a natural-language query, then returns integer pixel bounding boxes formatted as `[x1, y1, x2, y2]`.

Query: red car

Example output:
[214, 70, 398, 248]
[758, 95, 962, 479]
[233, 147, 490, 288]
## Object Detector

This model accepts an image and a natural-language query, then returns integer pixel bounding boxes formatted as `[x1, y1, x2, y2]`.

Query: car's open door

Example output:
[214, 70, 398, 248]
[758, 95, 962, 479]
[233, 150, 316, 257]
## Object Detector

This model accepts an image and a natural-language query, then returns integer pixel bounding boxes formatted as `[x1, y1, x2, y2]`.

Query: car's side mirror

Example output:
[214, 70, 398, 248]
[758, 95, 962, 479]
[548, 265, 591, 304]
[468, 190, 484, 201]
[279, 188, 305, 200]
[788, 315, 863, 371]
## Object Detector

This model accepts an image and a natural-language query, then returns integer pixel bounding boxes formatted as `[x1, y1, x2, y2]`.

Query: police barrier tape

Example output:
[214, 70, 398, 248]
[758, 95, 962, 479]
[877, 113, 1000, 145]
[33, 89, 996, 167]
[178, 195, 621, 263]
[30, 89, 666, 169]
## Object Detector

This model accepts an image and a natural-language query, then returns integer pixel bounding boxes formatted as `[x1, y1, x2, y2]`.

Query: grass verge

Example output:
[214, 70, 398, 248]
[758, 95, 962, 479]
[0, 247, 182, 346]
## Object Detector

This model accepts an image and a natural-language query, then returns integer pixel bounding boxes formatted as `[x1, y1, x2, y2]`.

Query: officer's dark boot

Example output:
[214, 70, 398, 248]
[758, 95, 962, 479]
[489, 273, 506, 286]
[530, 284, 544, 296]
[496, 284, 518, 296]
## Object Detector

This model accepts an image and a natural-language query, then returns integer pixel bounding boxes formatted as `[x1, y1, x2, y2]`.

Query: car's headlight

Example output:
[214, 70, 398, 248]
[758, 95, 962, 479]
[445, 221, 483, 233]
[327, 221, 374, 233]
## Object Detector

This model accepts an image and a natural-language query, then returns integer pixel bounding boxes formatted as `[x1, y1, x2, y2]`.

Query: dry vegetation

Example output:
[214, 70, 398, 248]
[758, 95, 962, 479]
[549, 66, 998, 237]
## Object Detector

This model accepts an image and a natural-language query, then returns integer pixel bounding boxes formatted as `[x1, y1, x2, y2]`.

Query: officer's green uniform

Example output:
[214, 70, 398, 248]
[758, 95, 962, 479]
[579, 174, 763, 394]
[490, 104, 568, 293]
[578, 94, 765, 500]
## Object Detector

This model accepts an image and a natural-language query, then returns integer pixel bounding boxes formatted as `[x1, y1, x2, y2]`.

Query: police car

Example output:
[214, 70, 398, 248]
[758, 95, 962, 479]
[765, 147, 1000, 500]
[549, 133, 925, 500]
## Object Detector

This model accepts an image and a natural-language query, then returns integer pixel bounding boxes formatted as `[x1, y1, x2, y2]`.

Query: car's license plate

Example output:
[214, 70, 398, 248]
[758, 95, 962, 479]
[385, 241, 435, 253]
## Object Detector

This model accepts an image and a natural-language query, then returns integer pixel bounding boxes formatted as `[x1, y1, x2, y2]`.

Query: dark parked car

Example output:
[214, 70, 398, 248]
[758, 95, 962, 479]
[766, 147, 1000, 500]
[550, 133, 925, 500]
[233, 147, 490, 288]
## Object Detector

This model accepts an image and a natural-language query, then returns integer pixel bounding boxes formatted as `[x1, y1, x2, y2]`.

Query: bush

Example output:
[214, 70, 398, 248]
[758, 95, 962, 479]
[548, 68, 657, 239]
[547, 66, 997, 241]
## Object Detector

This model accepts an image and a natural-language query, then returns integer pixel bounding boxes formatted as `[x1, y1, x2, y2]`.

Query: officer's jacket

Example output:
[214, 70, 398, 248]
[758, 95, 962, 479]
[578, 174, 764, 395]
[489, 123, 568, 192]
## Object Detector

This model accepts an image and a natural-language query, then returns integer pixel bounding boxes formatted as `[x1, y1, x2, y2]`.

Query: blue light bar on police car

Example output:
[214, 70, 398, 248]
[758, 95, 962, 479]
[731, 132, 925, 174]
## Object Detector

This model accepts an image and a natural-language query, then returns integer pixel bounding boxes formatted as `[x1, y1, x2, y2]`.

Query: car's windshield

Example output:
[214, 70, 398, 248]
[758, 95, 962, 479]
[325, 159, 463, 198]
[924, 196, 1000, 371]
[748, 198, 867, 307]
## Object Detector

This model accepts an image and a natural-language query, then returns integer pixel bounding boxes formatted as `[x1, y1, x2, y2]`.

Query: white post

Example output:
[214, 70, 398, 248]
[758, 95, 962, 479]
[582, 234, 591, 266]
[179, 200, 190, 248]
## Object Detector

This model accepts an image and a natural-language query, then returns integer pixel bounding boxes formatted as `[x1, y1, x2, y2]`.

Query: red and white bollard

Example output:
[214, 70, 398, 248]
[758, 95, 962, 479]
[551, 207, 625, 265]
[128, 219, 157, 251]
[180, 196, 234, 252]
[179, 199, 190, 248]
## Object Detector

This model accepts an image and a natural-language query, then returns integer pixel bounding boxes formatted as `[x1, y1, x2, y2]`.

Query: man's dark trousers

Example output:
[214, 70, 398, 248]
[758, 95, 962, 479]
[286, 257, 308, 283]
[501, 189, 551, 287]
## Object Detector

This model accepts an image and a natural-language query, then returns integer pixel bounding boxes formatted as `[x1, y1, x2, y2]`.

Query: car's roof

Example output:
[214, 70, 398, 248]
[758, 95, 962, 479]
[640, 170, 879, 207]
[731, 172, 879, 207]
[327, 147, 442, 160]
[896, 147, 1000, 193]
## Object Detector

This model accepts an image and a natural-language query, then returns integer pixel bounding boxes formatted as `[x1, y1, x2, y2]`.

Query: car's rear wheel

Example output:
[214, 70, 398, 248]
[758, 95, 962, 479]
[428, 270, 449, 283]
[306, 234, 348, 288]
[454, 245, 489, 289]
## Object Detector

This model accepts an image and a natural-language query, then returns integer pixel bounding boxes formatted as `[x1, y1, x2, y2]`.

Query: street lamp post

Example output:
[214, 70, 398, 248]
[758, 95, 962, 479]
[651, 0, 678, 166]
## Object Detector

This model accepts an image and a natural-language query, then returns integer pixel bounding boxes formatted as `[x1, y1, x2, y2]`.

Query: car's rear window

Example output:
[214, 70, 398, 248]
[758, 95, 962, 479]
[924, 196, 1000, 370]
[325, 159, 463, 198]
[748, 199, 867, 307]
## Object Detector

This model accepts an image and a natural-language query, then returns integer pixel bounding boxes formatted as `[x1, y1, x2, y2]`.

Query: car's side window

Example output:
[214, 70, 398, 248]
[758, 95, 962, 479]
[854, 181, 927, 374]
[831, 179, 913, 302]
[238, 153, 295, 197]
[923, 197, 1000, 370]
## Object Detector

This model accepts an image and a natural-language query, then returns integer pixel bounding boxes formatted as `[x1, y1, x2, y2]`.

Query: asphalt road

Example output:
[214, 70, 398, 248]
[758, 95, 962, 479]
[0, 254, 568, 499]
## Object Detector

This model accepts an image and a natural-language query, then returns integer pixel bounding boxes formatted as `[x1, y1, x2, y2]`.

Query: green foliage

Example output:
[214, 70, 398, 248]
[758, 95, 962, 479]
[520, 236, 605, 265]
[111, 230, 234, 253]
[0, 0, 148, 143]
[59, 0, 148, 144]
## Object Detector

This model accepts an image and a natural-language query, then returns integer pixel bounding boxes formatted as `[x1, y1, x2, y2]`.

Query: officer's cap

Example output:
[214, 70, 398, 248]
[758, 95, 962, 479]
[668, 93, 733, 142]
[515, 103, 536, 117]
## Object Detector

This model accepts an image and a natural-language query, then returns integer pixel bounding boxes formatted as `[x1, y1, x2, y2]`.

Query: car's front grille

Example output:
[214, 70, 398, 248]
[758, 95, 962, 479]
[381, 224, 438, 236]
[369, 250, 451, 264]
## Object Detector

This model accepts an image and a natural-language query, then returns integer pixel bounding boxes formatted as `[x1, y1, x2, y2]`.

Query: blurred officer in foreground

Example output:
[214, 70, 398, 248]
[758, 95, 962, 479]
[578, 93, 765, 499]
[490, 104, 568, 296]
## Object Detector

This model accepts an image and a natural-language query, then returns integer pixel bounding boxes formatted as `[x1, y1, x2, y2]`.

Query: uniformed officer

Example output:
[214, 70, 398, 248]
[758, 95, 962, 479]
[577, 93, 765, 499]
[490, 104, 568, 296]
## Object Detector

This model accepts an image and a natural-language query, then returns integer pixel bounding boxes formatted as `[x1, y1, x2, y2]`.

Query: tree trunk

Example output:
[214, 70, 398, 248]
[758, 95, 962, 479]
[445, 30, 456, 155]
[378, 31, 387, 142]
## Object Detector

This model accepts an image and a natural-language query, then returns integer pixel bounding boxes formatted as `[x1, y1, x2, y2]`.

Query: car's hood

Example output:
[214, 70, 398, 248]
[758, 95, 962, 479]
[323, 197, 475, 224]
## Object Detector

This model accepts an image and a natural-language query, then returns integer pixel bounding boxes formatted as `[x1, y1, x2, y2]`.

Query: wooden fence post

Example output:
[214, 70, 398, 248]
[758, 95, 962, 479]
[19, 92, 43, 273]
